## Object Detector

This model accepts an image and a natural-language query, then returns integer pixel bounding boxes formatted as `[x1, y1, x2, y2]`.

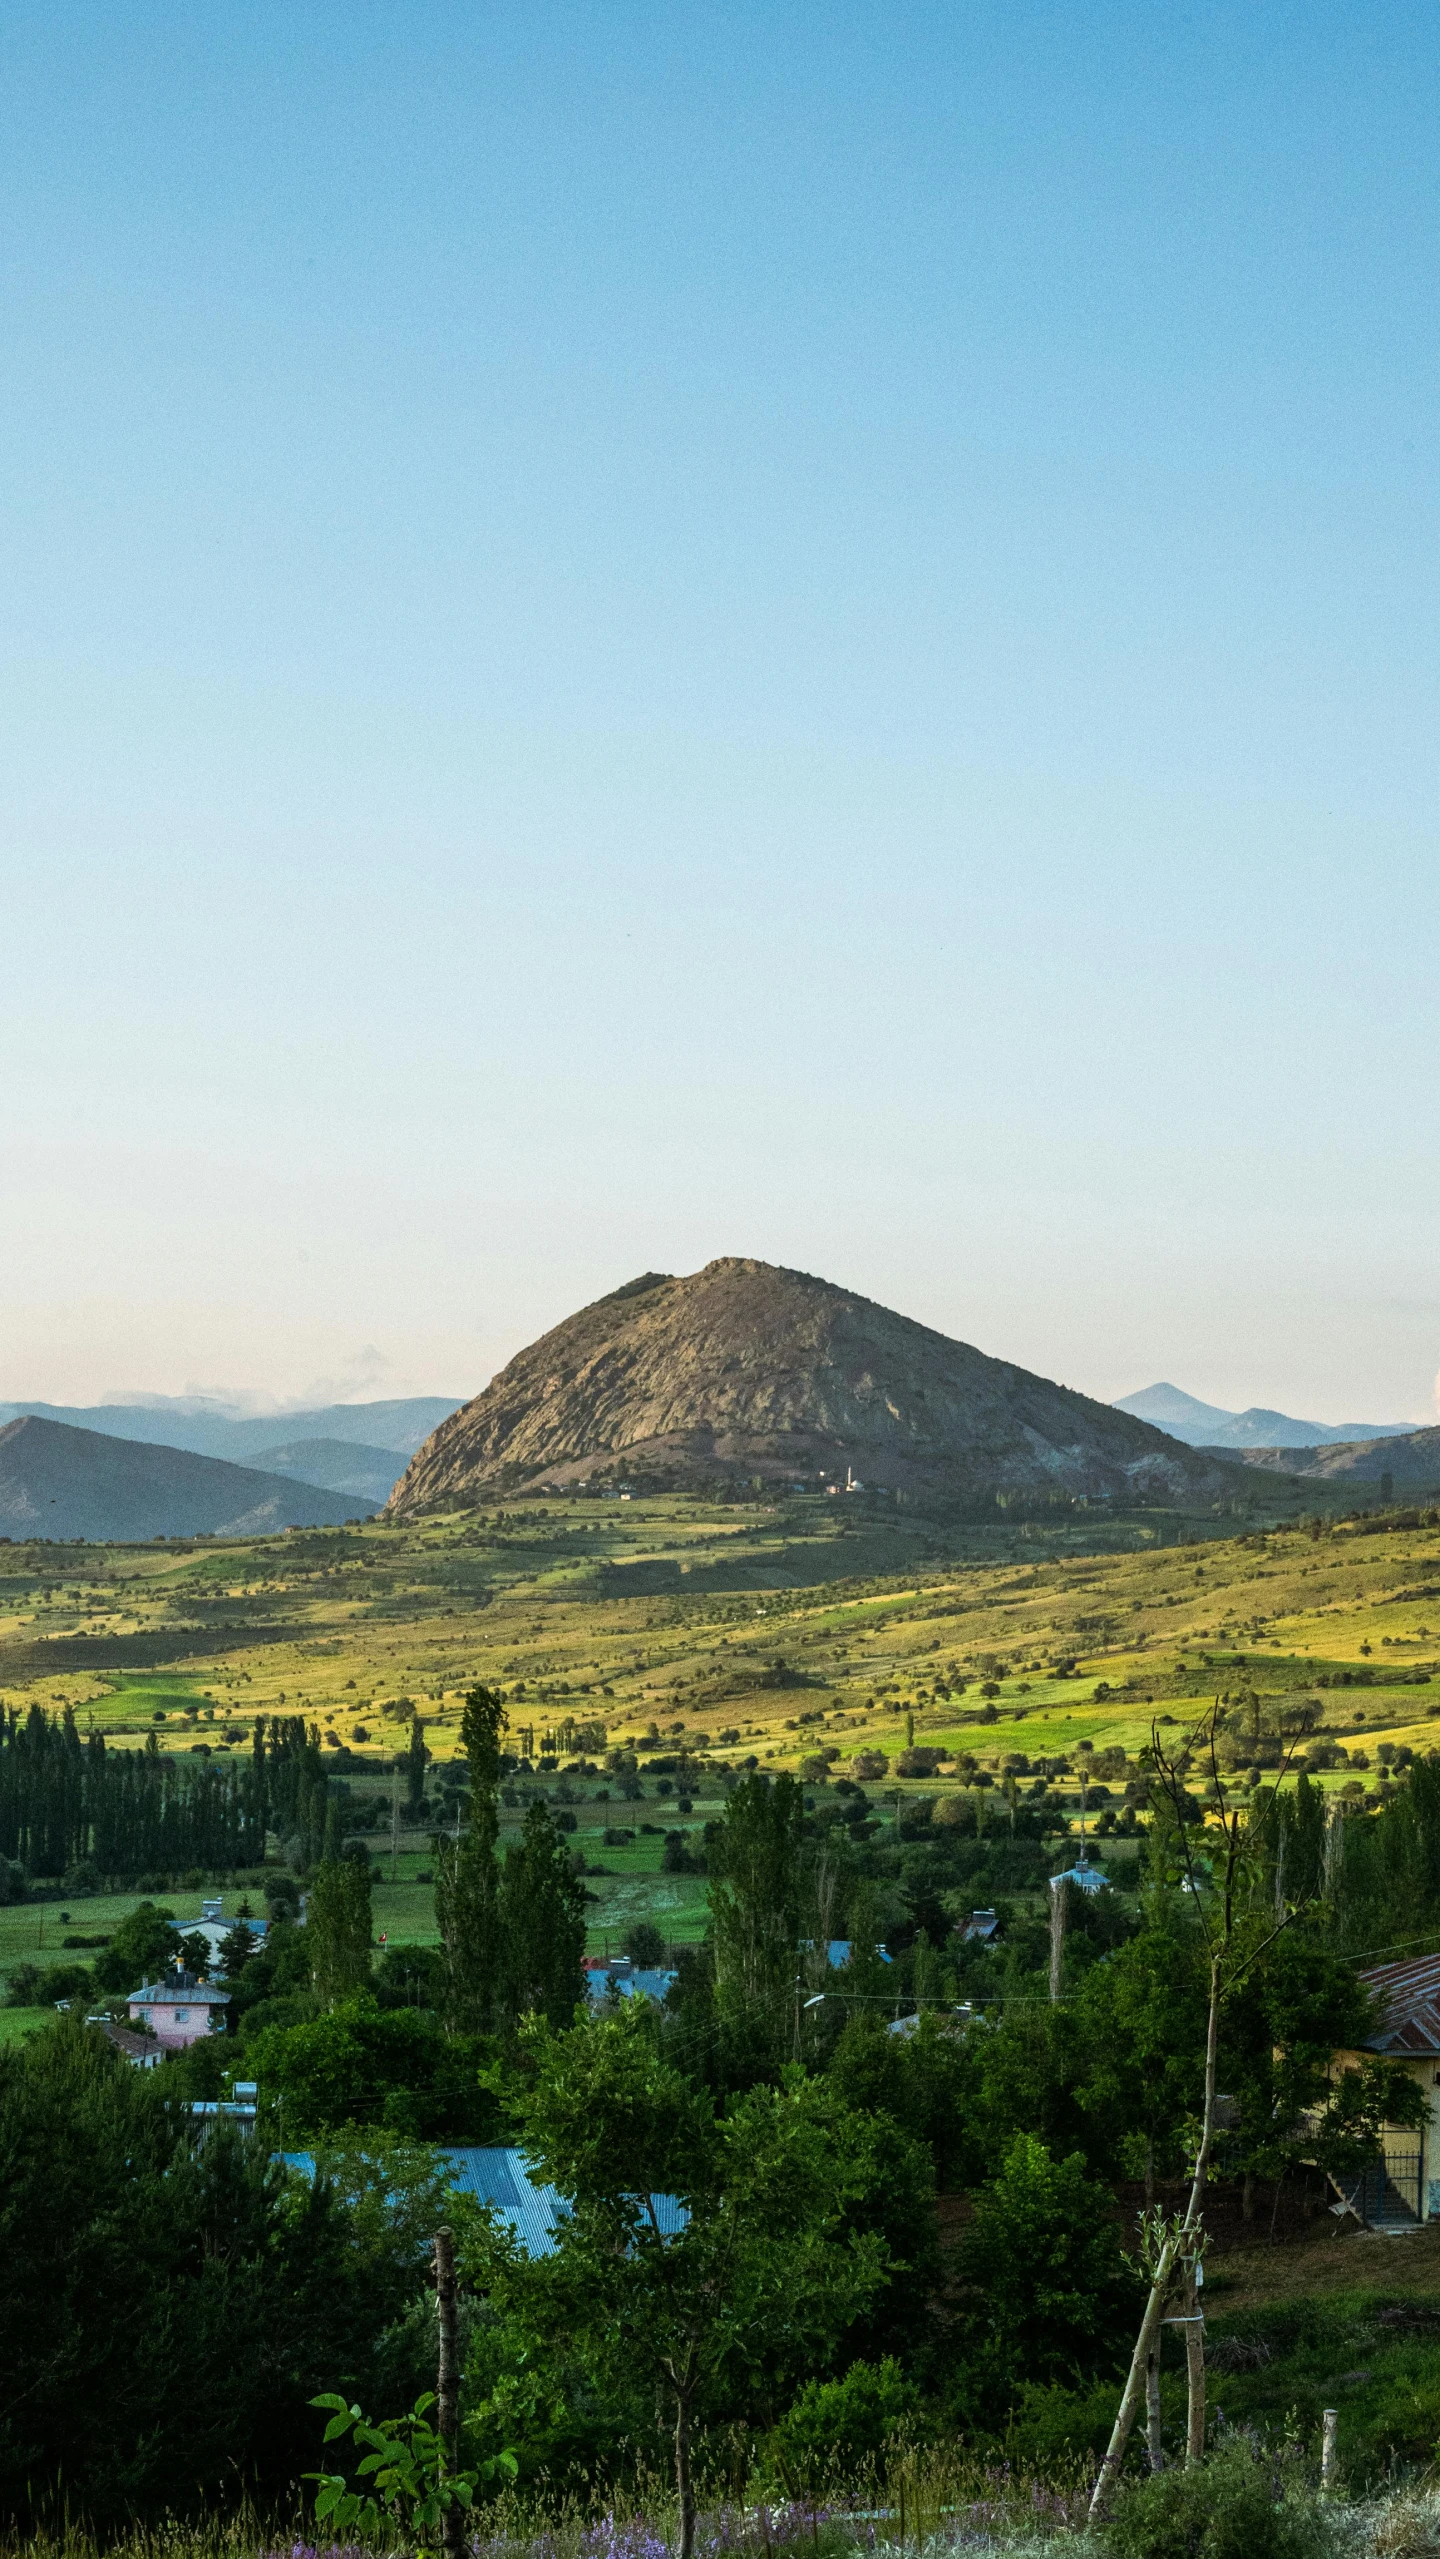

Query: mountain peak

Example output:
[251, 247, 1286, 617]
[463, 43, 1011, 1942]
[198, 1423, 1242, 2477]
[389, 1260, 1243, 1513]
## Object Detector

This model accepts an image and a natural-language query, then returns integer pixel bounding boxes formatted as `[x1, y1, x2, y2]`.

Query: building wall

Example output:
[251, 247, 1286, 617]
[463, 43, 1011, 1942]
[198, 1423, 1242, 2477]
[1332, 2046, 1440, 2218]
[128, 2000, 219, 2049]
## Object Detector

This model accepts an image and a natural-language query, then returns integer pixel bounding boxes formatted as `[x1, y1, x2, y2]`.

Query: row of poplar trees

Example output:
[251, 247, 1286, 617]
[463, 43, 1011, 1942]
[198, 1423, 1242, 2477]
[434, 1685, 588, 2032]
[0, 1705, 336, 1883]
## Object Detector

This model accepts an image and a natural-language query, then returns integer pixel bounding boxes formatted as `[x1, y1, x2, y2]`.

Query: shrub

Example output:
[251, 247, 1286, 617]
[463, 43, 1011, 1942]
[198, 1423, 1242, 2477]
[1100, 2440, 1331, 2559]
[767, 2356, 918, 2488]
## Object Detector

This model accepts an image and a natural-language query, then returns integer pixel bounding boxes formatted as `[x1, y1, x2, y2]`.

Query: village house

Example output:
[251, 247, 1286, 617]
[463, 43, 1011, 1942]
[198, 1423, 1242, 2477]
[127, 1966, 232, 2050]
[1326, 1950, 1440, 2227]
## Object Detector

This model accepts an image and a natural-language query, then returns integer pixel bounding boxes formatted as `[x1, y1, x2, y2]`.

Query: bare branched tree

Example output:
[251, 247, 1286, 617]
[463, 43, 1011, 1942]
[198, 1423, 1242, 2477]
[1088, 1699, 1310, 2516]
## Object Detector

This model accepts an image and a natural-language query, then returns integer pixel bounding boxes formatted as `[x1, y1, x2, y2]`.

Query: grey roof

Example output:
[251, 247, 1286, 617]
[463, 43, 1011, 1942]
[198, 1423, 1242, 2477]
[97, 2021, 165, 2066]
[280, 2144, 687, 2258]
[1357, 1952, 1440, 2056]
[130, 1976, 231, 2004]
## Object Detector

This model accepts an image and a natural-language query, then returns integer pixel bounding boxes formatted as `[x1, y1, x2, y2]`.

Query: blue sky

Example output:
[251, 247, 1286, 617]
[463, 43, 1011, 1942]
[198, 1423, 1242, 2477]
[3, 4, 1438, 1420]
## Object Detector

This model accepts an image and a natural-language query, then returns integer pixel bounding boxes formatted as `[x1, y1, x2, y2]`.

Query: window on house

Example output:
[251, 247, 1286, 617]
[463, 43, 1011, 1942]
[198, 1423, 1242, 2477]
[175, 2008, 188, 2022]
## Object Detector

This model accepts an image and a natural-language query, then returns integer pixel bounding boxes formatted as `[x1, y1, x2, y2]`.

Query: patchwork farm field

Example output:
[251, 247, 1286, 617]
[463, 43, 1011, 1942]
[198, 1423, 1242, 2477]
[3, 1485, 1439, 1981]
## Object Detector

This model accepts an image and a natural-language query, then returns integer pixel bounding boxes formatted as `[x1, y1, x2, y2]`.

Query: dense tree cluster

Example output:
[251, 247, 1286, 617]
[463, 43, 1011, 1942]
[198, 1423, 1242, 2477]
[0, 1705, 335, 1885]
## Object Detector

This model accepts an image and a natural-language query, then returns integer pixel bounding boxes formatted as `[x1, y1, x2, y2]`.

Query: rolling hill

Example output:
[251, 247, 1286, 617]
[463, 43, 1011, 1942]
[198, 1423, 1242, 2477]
[1227, 1426, 1440, 1490]
[389, 1258, 1260, 1514]
[0, 1417, 371, 1541]
[246, 1437, 409, 1506]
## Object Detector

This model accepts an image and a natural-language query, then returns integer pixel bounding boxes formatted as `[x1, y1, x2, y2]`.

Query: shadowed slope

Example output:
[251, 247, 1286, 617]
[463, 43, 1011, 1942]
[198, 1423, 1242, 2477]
[0, 1415, 370, 1540]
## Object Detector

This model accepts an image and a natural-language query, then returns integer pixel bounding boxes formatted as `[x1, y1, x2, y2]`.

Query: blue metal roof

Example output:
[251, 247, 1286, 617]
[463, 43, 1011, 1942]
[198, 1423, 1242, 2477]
[280, 2144, 687, 2257]
[584, 1967, 678, 2005]
[825, 1939, 894, 1967]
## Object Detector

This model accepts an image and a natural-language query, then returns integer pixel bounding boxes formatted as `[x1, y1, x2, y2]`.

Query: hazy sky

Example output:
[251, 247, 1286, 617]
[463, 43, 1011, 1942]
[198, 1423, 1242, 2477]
[4, 4, 1439, 1423]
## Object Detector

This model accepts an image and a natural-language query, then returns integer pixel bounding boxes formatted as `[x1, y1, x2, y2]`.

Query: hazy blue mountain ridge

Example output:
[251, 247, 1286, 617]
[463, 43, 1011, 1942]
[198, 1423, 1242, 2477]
[0, 1395, 461, 1464]
[1116, 1381, 1415, 1449]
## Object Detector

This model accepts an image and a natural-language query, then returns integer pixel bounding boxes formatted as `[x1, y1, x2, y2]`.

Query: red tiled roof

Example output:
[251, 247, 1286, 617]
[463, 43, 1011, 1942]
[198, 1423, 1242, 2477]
[1358, 1952, 1440, 2055]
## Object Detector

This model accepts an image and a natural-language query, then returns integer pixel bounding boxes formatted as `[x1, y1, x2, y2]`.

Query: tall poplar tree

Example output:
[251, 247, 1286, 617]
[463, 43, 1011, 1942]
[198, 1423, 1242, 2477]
[707, 1772, 805, 2060]
[499, 1801, 588, 2026]
[434, 1684, 506, 2035]
[308, 1850, 373, 2007]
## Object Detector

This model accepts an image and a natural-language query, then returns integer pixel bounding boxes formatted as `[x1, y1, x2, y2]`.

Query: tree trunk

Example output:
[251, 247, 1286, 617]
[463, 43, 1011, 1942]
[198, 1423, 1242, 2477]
[674, 2385, 696, 2559]
[1144, 2136, 1155, 2213]
[1242, 2170, 1254, 2221]
[433, 2226, 463, 2559]
[1090, 1956, 1221, 2520]
[1145, 2340, 1164, 2472]
[1184, 2263, 1205, 2462]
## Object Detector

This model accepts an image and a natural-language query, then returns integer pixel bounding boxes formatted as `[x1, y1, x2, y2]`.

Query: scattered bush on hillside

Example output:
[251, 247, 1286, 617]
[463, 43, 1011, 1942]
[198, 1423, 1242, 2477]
[1099, 2437, 1331, 2559]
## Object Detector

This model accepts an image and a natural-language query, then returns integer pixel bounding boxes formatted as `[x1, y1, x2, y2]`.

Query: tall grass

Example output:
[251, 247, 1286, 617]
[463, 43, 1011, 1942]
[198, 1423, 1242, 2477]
[9, 2447, 1440, 2559]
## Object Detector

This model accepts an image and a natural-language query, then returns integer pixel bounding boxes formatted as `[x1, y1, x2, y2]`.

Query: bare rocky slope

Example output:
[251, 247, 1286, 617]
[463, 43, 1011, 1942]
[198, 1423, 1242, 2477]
[0, 1416, 370, 1540]
[389, 1258, 1254, 1513]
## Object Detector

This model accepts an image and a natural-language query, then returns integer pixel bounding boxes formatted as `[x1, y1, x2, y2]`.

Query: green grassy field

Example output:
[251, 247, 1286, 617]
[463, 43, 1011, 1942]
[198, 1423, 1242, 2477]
[0, 2006, 48, 2044]
[3, 1486, 1438, 1966]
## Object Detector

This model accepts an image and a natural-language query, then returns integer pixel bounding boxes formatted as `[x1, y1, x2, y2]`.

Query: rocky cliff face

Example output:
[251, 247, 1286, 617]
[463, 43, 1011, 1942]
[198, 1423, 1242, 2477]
[389, 1258, 1244, 1512]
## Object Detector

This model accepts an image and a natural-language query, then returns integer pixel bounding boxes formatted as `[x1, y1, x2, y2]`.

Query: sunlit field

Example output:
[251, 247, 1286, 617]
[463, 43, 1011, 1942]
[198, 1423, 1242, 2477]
[3, 1483, 1436, 1987]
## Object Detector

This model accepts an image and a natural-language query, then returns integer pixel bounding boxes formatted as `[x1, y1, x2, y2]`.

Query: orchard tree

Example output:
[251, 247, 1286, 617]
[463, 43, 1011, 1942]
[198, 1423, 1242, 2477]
[471, 2004, 897, 2559]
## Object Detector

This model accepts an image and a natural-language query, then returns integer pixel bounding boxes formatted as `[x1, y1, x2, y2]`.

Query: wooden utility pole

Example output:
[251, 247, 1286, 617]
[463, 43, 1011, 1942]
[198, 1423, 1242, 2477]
[433, 2225, 463, 2559]
[390, 1761, 401, 1882]
[1048, 1873, 1068, 2003]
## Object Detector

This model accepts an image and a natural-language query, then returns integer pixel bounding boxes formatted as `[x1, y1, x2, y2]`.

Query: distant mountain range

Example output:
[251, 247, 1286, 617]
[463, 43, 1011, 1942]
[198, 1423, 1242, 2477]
[0, 1396, 461, 1507]
[1115, 1382, 1418, 1450]
[0, 1416, 371, 1541]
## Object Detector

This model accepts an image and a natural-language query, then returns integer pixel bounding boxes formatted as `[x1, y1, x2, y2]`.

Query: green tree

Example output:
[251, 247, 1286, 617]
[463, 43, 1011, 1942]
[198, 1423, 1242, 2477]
[404, 1716, 430, 1817]
[624, 1921, 666, 1968]
[952, 2133, 1141, 2418]
[218, 1919, 255, 1980]
[92, 1901, 180, 1994]
[245, 2001, 501, 2141]
[1075, 1900, 1209, 2192]
[706, 1772, 804, 2067]
[469, 2005, 896, 2559]
[435, 1687, 505, 2036]
[308, 1854, 373, 2007]
[0, 2016, 430, 2527]
[499, 1803, 587, 2027]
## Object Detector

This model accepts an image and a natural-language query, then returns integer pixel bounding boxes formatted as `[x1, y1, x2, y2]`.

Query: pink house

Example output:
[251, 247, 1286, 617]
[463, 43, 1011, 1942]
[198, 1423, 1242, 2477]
[127, 1968, 232, 2050]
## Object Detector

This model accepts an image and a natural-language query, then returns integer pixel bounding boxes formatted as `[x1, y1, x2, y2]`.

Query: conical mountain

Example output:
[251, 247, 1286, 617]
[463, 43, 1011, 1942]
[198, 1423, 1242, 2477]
[389, 1258, 1246, 1512]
